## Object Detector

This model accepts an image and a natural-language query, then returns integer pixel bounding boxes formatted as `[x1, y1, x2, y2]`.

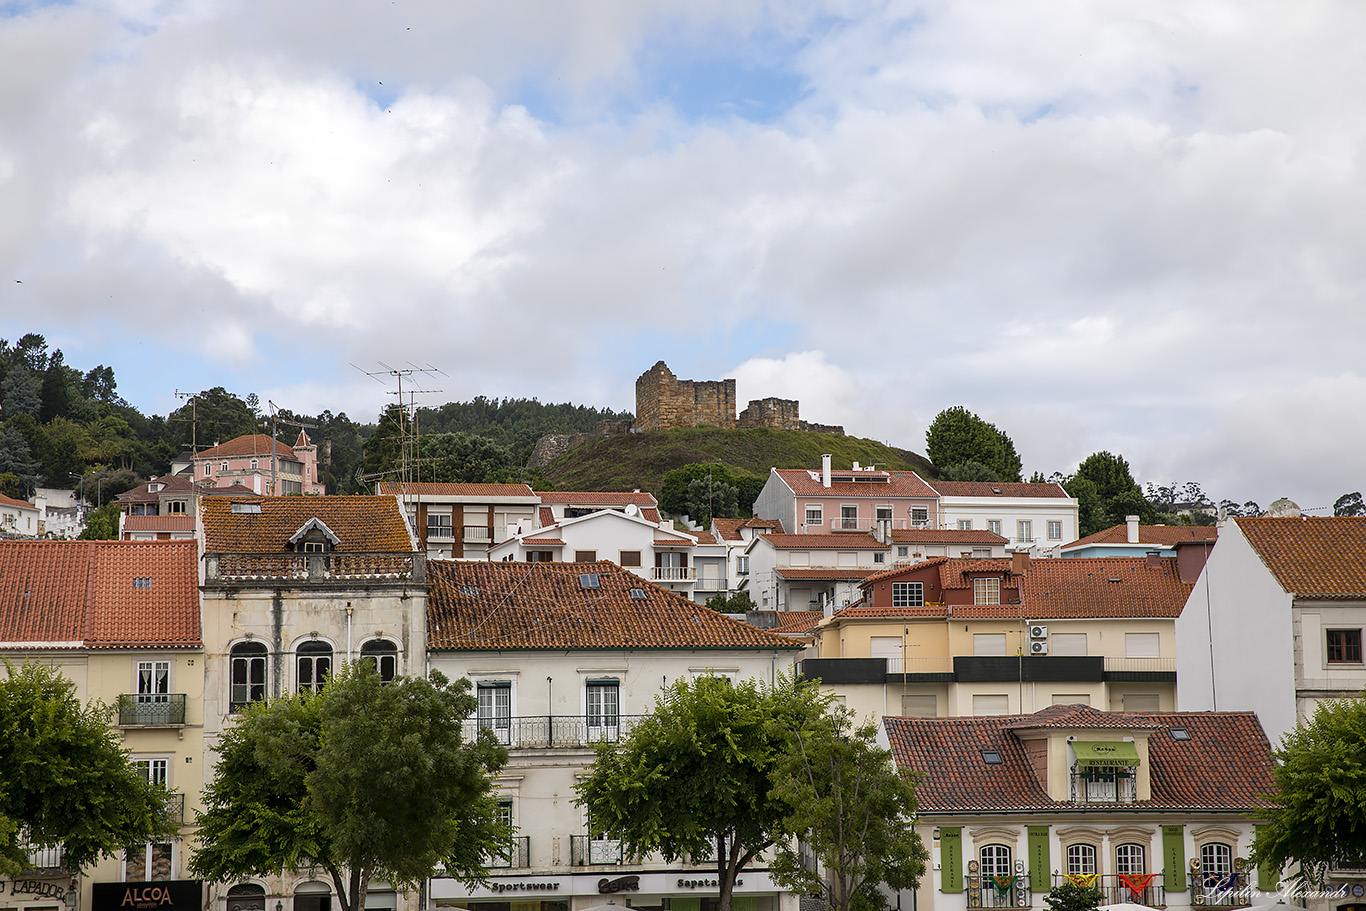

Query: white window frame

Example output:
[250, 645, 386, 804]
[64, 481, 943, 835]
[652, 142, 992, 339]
[137, 661, 170, 703]
[839, 504, 859, 530]
[1017, 520, 1032, 543]
[134, 757, 168, 786]
[586, 679, 620, 741]
[477, 680, 513, 744]
[1066, 843, 1097, 875]
[875, 505, 893, 523]
[988, 519, 1002, 535]
[1116, 843, 1147, 875]
[1048, 520, 1063, 540]
[1125, 632, 1161, 659]
[974, 577, 1001, 605]
[958, 519, 973, 530]
[973, 633, 1007, 656]
[909, 506, 929, 525]
[805, 504, 823, 528]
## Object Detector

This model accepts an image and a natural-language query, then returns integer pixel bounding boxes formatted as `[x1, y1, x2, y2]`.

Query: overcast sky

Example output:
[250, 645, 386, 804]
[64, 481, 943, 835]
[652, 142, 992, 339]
[1, 0, 1361, 510]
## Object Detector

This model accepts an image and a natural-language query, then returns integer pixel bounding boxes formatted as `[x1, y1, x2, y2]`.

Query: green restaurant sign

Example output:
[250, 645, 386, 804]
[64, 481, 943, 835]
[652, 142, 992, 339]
[1072, 741, 1140, 768]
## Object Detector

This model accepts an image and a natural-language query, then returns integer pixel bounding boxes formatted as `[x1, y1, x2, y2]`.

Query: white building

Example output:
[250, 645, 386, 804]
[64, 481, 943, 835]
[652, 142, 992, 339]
[0, 492, 41, 537]
[744, 533, 888, 613]
[424, 559, 804, 911]
[926, 480, 1079, 555]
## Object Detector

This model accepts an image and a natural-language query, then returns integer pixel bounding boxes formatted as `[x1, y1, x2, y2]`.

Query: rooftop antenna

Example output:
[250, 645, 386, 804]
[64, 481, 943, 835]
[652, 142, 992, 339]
[172, 390, 199, 455]
[351, 362, 446, 507]
[265, 401, 319, 495]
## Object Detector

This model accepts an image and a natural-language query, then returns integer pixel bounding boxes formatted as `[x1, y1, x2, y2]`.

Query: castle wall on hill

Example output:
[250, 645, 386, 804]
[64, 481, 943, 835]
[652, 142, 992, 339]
[737, 397, 801, 430]
[634, 361, 736, 431]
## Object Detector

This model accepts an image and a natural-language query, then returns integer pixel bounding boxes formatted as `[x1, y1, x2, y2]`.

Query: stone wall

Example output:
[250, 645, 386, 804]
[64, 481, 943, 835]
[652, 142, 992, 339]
[634, 361, 736, 431]
[737, 397, 801, 430]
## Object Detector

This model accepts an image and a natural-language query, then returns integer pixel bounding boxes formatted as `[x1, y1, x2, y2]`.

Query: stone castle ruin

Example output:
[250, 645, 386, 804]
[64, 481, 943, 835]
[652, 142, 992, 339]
[633, 361, 842, 434]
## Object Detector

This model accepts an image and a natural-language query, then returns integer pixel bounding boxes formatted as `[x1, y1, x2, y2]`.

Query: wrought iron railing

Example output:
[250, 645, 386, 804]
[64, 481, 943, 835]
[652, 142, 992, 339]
[118, 694, 187, 726]
[1051, 873, 1165, 907]
[205, 552, 425, 583]
[463, 715, 646, 748]
[164, 792, 185, 825]
[487, 836, 531, 869]
[967, 859, 1031, 908]
[570, 836, 622, 866]
[1190, 858, 1256, 906]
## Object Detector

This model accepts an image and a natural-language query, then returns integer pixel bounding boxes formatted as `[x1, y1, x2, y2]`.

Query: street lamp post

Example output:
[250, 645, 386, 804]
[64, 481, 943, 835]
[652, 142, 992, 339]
[97, 477, 106, 509]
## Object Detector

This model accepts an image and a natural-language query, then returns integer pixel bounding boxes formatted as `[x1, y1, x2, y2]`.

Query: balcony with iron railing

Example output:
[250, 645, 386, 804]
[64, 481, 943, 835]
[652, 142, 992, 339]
[462, 715, 645, 748]
[24, 843, 65, 873]
[463, 525, 494, 542]
[204, 552, 425, 584]
[1051, 873, 1165, 907]
[967, 860, 1031, 908]
[118, 694, 187, 726]
[652, 566, 696, 582]
[487, 836, 531, 869]
[426, 524, 454, 541]
[570, 836, 622, 866]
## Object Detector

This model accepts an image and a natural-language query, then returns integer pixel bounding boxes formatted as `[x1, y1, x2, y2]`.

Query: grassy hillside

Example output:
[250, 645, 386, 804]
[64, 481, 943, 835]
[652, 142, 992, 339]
[539, 426, 934, 496]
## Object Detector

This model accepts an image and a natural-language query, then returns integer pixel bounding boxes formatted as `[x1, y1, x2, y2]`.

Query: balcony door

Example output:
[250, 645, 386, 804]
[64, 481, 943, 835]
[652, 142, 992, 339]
[137, 661, 170, 703]
[586, 680, 620, 741]
[477, 682, 512, 744]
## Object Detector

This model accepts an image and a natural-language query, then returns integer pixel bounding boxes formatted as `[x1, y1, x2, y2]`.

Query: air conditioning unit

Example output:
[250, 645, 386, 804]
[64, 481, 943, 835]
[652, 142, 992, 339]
[1030, 625, 1048, 639]
[1029, 640, 1049, 655]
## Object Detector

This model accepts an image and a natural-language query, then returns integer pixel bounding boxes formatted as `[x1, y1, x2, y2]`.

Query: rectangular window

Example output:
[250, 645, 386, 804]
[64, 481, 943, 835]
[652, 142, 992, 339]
[870, 637, 903, 662]
[527, 551, 554, 562]
[875, 505, 893, 522]
[973, 694, 1009, 716]
[1052, 633, 1088, 656]
[1327, 629, 1363, 663]
[476, 682, 512, 744]
[426, 513, 452, 539]
[897, 546, 909, 558]
[1122, 693, 1161, 712]
[873, 552, 885, 564]
[892, 581, 924, 607]
[220, 461, 229, 472]
[125, 843, 173, 882]
[736, 555, 749, 574]
[805, 505, 823, 528]
[973, 577, 1001, 605]
[618, 550, 642, 567]
[1125, 632, 1161, 659]
[974, 633, 1007, 656]
[1048, 520, 1063, 540]
[574, 550, 597, 563]
[203, 464, 211, 476]
[839, 505, 859, 530]
[586, 680, 620, 740]
[1017, 520, 1032, 543]
[166, 500, 185, 514]
[901, 695, 937, 716]
[135, 758, 168, 786]
[137, 661, 170, 702]
[958, 519, 973, 530]
[988, 520, 1002, 535]
[910, 506, 929, 525]
[250, 459, 258, 470]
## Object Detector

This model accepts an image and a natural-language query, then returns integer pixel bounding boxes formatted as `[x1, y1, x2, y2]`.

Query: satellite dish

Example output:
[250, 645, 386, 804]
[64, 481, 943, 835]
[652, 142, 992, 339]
[1265, 498, 1301, 518]
[624, 503, 639, 517]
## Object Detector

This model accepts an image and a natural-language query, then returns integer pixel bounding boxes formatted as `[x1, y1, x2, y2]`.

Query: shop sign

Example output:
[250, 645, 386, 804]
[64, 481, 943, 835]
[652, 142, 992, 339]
[92, 880, 202, 911]
[676, 879, 741, 891]
[597, 876, 639, 895]
[2, 878, 69, 901]
[488, 883, 560, 894]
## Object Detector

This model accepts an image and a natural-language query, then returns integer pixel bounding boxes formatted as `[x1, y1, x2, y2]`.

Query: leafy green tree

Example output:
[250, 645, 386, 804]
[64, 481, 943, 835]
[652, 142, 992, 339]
[1252, 695, 1366, 884]
[1063, 476, 1108, 538]
[169, 387, 257, 450]
[0, 663, 172, 875]
[1042, 880, 1102, 911]
[1335, 492, 1365, 517]
[703, 591, 758, 614]
[0, 427, 41, 498]
[943, 460, 1001, 482]
[1074, 452, 1155, 527]
[687, 476, 738, 526]
[78, 503, 121, 540]
[38, 351, 72, 423]
[419, 432, 516, 484]
[192, 663, 508, 911]
[577, 675, 828, 911]
[924, 407, 1021, 482]
[81, 365, 119, 404]
[1, 367, 41, 419]
[357, 405, 405, 486]
[769, 709, 927, 911]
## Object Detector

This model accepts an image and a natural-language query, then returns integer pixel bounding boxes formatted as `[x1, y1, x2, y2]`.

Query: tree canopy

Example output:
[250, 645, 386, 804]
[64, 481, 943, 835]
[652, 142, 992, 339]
[659, 462, 766, 519]
[0, 663, 172, 876]
[576, 675, 829, 911]
[1252, 695, 1366, 884]
[924, 407, 1022, 482]
[192, 663, 508, 911]
[769, 709, 926, 911]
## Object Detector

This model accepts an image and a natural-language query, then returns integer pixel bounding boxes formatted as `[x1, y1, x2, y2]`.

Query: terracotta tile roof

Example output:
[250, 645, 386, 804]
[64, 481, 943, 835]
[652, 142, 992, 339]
[740, 516, 786, 532]
[538, 506, 555, 527]
[1018, 556, 1193, 618]
[692, 531, 718, 545]
[427, 560, 803, 651]
[774, 468, 937, 498]
[769, 611, 824, 636]
[1063, 523, 1220, 550]
[1236, 517, 1366, 598]
[927, 481, 1071, 499]
[376, 481, 536, 498]
[0, 541, 200, 648]
[775, 567, 877, 581]
[533, 490, 659, 506]
[203, 482, 256, 496]
[641, 508, 663, 524]
[0, 493, 35, 510]
[121, 516, 196, 532]
[201, 495, 414, 553]
[761, 533, 887, 550]
[115, 474, 200, 504]
[884, 708, 1274, 812]
[712, 518, 745, 542]
[937, 558, 1015, 589]
[654, 538, 695, 547]
[196, 434, 299, 461]
[858, 556, 952, 590]
[890, 528, 1008, 544]
[521, 537, 565, 546]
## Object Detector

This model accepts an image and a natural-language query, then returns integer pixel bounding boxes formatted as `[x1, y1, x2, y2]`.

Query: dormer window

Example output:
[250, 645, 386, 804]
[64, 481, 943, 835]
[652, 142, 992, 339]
[1070, 741, 1140, 803]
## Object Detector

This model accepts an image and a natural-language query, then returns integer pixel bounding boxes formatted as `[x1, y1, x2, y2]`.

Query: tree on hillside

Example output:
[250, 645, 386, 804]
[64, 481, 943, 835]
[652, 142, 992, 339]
[192, 663, 508, 911]
[0, 427, 41, 499]
[925, 407, 1021, 482]
[687, 475, 738, 526]
[1073, 452, 1155, 528]
[169, 387, 257, 450]
[356, 404, 405, 487]
[577, 675, 829, 911]
[1335, 492, 1365, 517]
[1, 367, 41, 419]
[769, 709, 927, 911]
[38, 351, 72, 423]
[0, 663, 173, 875]
[419, 432, 516, 484]
[1252, 695, 1366, 884]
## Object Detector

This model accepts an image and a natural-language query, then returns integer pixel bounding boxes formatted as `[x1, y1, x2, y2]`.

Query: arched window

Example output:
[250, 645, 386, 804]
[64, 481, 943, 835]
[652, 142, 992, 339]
[226, 885, 265, 911]
[980, 844, 1013, 877]
[297, 641, 332, 693]
[1116, 844, 1147, 874]
[1201, 843, 1233, 884]
[1066, 844, 1097, 875]
[230, 642, 267, 711]
[361, 638, 398, 682]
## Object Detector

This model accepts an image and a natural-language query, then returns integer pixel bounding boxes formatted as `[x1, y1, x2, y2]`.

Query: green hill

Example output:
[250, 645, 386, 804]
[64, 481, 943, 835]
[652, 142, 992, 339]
[538, 426, 934, 496]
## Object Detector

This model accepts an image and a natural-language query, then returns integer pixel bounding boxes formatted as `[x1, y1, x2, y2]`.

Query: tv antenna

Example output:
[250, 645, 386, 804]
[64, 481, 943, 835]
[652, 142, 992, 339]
[264, 401, 320, 495]
[172, 389, 199, 455]
[351, 362, 446, 499]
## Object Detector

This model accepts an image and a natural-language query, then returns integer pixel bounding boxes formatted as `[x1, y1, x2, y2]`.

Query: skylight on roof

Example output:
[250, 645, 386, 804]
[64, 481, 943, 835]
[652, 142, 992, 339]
[132, 577, 153, 589]
[231, 502, 262, 514]
[460, 585, 478, 597]
[1170, 728, 1191, 741]
[630, 588, 647, 600]
[579, 573, 600, 590]
[981, 749, 1002, 765]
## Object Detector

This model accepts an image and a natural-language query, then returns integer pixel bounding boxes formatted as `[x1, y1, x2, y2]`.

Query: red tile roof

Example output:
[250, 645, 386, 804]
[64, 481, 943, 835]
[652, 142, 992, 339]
[1018, 556, 1194, 618]
[741, 516, 786, 531]
[196, 434, 299, 461]
[426, 560, 802, 651]
[201, 496, 414, 552]
[0, 493, 35, 510]
[0, 541, 201, 648]
[538, 506, 555, 527]
[774, 468, 937, 498]
[890, 528, 1008, 544]
[927, 481, 1071, 499]
[769, 611, 824, 636]
[534, 491, 659, 506]
[692, 530, 719, 545]
[521, 537, 566, 546]
[775, 567, 877, 581]
[115, 474, 201, 504]
[712, 518, 745, 542]
[1236, 517, 1366, 598]
[761, 533, 887, 550]
[376, 481, 536, 498]
[121, 516, 196, 532]
[1064, 523, 1220, 550]
[884, 708, 1274, 812]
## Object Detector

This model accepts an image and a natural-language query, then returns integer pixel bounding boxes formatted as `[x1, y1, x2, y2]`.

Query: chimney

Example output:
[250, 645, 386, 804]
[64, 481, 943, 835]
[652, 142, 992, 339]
[1126, 515, 1140, 543]
[822, 454, 832, 488]
[1012, 550, 1031, 577]
[853, 461, 861, 471]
